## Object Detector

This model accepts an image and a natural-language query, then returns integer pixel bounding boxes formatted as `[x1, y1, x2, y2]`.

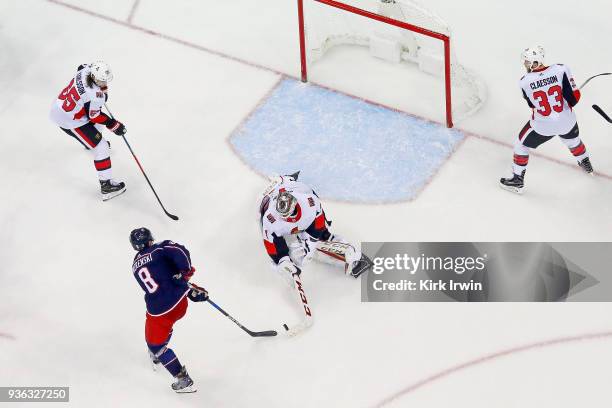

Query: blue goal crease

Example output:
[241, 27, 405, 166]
[229, 78, 464, 203]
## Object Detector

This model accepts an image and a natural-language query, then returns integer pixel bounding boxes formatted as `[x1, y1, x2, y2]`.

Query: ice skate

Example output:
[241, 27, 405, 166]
[578, 157, 593, 175]
[100, 179, 126, 201]
[499, 170, 525, 194]
[348, 253, 373, 278]
[171, 366, 196, 393]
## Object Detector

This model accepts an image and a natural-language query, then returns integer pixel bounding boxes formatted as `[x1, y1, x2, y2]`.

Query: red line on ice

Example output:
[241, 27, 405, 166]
[46, 0, 284, 76]
[46, 0, 612, 184]
[372, 330, 612, 407]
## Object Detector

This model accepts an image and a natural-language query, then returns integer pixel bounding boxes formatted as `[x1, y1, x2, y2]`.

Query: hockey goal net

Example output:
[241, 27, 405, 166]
[297, 0, 486, 127]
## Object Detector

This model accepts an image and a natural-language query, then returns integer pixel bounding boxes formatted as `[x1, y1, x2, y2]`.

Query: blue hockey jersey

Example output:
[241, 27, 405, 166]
[132, 240, 192, 315]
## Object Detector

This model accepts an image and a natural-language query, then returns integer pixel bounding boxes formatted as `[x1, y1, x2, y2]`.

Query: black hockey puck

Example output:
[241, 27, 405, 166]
[283, 324, 289, 331]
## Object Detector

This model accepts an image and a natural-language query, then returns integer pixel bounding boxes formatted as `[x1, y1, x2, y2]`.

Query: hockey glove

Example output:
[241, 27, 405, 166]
[188, 283, 209, 302]
[106, 119, 127, 136]
[277, 257, 301, 288]
[173, 266, 195, 282]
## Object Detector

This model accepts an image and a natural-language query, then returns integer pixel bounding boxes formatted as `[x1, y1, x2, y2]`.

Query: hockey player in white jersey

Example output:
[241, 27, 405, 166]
[500, 46, 593, 194]
[258, 172, 371, 332]
[49, 61, 128, 201]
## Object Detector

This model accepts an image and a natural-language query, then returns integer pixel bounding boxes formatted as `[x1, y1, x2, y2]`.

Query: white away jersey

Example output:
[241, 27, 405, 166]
[519, 64, 581, 136]
[49, 65, 107, 129]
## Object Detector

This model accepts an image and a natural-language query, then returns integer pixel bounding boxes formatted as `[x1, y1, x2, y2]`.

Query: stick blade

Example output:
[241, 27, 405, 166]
[593, 104, 612, 123]
[249, 330, 278, 337]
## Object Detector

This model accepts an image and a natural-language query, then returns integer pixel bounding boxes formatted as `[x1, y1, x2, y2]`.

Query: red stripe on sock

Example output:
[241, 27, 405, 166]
[513, 154, 529, 165]
[570, 142, 586, 156]
[94, 158, 111, 171]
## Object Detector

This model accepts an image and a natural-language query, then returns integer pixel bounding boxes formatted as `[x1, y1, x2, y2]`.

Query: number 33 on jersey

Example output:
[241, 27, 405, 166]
[520, 64, 581, 136]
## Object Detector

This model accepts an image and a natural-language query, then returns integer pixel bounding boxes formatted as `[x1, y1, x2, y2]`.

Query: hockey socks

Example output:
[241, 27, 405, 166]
[92, 138, 113, 180]
[148, 344, 182, 377]
[562, 137, 588, 162]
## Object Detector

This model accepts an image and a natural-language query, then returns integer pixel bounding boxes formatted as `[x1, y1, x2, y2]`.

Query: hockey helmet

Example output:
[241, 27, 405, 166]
[130, 227, 154, 251]
[90, 61, 114, 86]
[276, 191, 298, 218]
[521, 46, 545, 70]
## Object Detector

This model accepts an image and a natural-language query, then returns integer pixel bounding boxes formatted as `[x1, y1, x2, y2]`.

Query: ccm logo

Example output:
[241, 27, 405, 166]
[294, 277, 312, 316]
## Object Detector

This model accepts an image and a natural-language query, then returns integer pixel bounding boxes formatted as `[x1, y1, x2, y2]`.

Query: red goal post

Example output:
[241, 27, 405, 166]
[297, 0, 454, 128]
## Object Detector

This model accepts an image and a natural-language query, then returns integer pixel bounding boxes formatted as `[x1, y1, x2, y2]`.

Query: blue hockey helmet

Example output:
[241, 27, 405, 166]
[130, 227, 154, 251]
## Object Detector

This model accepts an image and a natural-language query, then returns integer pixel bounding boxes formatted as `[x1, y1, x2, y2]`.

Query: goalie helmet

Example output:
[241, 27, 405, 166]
[521, 46, 545, 71]
[90, 60, 114, 86]
[130, 227, 154, 251]
[276, 191, 298, 218]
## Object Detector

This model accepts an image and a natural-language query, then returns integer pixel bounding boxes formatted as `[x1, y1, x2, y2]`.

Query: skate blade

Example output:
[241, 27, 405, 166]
[499, 183, 523, 195]
[174, 385, 197, 394]
[101, 187, 126, 202]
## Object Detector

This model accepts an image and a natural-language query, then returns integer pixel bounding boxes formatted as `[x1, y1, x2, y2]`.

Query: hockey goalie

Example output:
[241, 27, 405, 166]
[258, 172, 371, 334]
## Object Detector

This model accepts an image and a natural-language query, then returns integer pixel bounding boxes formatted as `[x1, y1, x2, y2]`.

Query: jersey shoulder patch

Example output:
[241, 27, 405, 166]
[307, 197, 315, 207]
[267, 213, 276, 223]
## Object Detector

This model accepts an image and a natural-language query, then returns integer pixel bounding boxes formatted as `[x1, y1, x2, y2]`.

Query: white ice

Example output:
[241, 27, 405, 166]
[0, 0, 611, 407]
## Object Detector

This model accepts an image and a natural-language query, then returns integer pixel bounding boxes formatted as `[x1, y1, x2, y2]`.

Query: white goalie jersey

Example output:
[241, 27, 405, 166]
[259, 176, 328, 265]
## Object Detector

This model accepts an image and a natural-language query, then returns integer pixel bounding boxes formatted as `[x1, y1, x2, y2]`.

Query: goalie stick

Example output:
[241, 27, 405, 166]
[593, 105, 612, 124]
[282, 272, 313, 337]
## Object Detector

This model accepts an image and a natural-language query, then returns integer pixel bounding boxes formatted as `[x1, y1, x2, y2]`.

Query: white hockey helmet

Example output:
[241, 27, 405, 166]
[90, 61, 114, 85]
[276, 191, 298, 218]
[521, 46, 545, 71]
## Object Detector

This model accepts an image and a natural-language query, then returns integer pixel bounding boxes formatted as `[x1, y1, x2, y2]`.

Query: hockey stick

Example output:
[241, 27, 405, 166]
[206, 299, 278, 337]
[579, 73, 611, 90]
[593, 105, 612, 123]
[104, 105, 179, 221]
[189, 282, 278, 338]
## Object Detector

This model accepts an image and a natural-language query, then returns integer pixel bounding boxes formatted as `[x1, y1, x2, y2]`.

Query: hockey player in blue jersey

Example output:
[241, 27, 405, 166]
[130, 227, 209, 393]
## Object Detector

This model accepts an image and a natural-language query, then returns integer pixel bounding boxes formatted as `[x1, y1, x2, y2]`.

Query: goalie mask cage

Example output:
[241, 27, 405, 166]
[297, 0, 486, 128]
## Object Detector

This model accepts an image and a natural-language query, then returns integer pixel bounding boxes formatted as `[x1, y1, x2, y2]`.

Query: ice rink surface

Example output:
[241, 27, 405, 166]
[1, 0, 611, 407]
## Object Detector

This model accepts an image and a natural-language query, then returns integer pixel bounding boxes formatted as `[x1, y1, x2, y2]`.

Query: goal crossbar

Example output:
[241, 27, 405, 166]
[297, 0, 454, 127]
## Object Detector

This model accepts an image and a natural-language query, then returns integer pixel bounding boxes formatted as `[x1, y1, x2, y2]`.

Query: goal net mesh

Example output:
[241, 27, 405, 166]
[302, 0, 486, 122]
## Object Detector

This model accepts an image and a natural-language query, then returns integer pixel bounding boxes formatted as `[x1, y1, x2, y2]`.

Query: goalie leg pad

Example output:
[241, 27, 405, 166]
[313, 240, 362, 276]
